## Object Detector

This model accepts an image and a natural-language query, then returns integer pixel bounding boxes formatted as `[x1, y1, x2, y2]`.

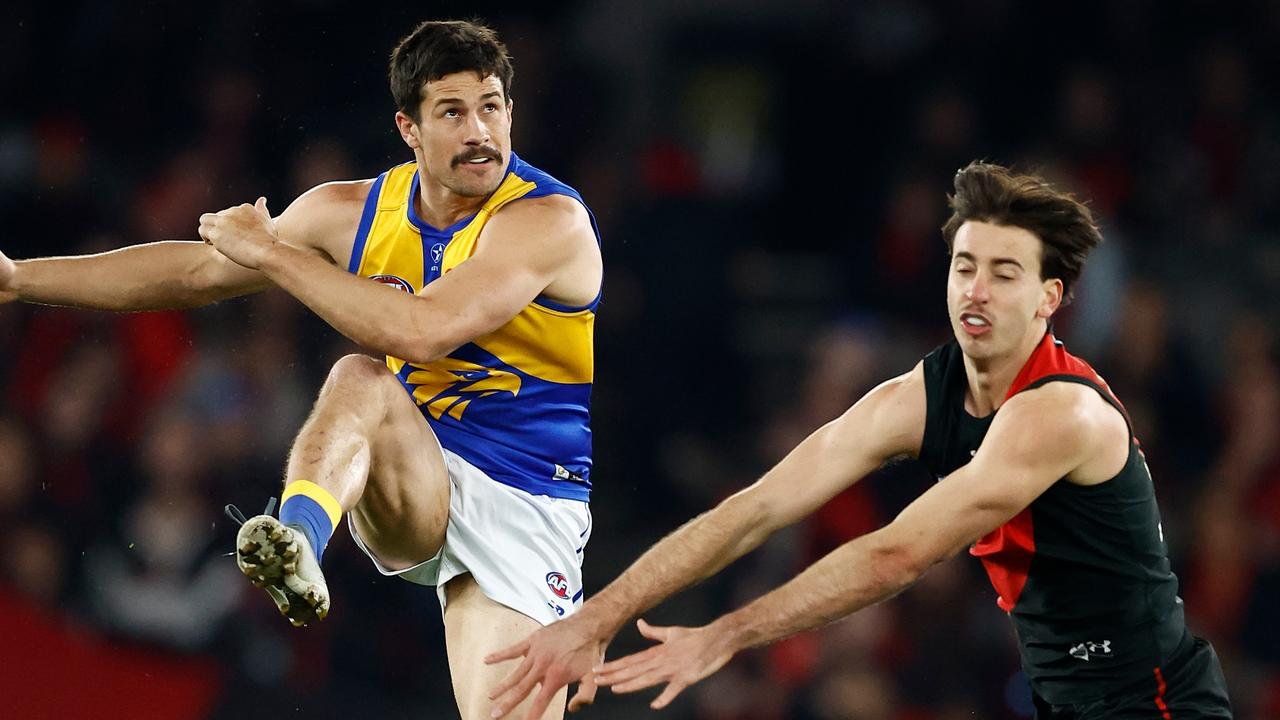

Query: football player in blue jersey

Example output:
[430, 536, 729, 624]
[0, 20, 602, 720]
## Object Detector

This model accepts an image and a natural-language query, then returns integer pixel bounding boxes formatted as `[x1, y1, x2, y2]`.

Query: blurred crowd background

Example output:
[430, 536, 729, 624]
[2, 1, 1279, 718]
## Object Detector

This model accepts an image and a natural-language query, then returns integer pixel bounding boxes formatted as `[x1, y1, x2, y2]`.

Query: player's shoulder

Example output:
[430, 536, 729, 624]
[276, 179, 376, 257]
[497, 192, 589, 225]
[291, 179, 377, 214]
[1003, 380, 1105, 420]
[486, 192, 595, 253]
[996, 381, 1124, 451]
[849, 362, 928, 457]
[880, 361, 927, 420]
[491, 153, 594, 242]
[872, 360, 922, 397]
[869, 361, 926, 402]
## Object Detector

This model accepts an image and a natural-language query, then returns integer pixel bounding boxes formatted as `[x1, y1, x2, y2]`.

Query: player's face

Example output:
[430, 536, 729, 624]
[403, 72, 512, 198]
[946, 221, 1062, 362]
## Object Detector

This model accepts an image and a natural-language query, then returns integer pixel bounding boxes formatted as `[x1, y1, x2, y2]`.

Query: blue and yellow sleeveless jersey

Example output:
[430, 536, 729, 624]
[346, 152, 600, 501]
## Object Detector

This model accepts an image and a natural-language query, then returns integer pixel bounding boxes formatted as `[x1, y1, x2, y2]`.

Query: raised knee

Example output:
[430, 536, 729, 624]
[323, 354, 401, 398]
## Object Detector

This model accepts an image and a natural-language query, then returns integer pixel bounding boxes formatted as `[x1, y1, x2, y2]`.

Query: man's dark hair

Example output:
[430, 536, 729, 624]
[941, 161, 1103, 304]
[389, 19, 514, 121]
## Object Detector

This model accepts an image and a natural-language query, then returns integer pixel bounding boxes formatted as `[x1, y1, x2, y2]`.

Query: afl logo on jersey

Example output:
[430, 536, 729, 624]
[370, 275, 414, 293]
[545, 572, 570, 599]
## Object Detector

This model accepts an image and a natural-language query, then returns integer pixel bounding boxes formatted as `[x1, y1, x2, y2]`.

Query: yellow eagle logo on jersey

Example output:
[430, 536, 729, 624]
[405, 358, 521, 421]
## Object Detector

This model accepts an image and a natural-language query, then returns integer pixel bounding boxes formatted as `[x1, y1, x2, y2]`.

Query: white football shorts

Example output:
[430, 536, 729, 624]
[349, 446, 592, 626]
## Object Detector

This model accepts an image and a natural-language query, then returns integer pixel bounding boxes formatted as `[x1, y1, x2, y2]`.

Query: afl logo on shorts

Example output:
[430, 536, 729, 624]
[370, 275, 414, 293]
[545, 572, 570, 599]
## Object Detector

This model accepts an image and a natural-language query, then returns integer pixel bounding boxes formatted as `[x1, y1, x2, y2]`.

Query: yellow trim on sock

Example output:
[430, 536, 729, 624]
[281, 480, 343, 528]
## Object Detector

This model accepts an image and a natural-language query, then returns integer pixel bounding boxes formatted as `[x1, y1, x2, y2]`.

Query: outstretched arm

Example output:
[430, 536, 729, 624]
[0, 179, 383, 312]
[484, 367, 926, 719]
[0, 241, 271, 311]
[595, 383, 1112, 709]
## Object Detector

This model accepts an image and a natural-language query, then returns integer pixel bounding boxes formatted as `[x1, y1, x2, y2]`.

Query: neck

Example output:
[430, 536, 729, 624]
[416, 175, 489, 230]
[962, 321, 1048, 416]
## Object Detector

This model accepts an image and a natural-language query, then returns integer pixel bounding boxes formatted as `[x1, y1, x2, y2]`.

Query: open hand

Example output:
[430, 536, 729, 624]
[485, 614, 610, 719]
[198, 197, 278, 270]
[0, 247, 16, 303]
[594, 619, 737, 710]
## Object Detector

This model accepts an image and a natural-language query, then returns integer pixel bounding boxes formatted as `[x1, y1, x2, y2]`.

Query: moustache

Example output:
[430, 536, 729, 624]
[452, 147, 503, 167]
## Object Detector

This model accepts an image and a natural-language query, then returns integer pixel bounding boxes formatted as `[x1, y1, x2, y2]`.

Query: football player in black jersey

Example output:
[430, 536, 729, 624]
[487, 162, 1232, 720]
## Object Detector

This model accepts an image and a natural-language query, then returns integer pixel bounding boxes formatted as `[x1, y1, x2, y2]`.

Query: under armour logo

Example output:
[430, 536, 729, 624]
[1069, 640, 1113, 661]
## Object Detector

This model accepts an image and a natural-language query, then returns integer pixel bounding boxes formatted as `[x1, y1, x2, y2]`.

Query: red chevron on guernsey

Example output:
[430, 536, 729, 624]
[969, 332, 1131, 612]
[972, 508, 1036, 611]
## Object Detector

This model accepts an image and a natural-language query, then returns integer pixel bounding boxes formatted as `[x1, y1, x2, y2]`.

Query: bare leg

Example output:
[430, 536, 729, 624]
[444, 574, 567, 720]
[286, 354, 450, 568]
[238, 355, 451, 624]
[308, 361, 562, 716]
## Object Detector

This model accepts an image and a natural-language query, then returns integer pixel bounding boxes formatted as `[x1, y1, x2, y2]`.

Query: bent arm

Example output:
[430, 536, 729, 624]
[257, 193, 596, 363]
[6, 242, 271, 311]
[575, 367, 926, 638]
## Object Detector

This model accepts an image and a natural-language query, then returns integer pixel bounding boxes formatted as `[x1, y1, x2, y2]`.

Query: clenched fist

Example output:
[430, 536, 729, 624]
[198, 197, 279, 270]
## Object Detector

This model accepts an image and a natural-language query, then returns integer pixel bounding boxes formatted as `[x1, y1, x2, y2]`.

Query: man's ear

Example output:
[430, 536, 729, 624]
[395, 110, 421, 149]
[1037, 278, 1064, 319]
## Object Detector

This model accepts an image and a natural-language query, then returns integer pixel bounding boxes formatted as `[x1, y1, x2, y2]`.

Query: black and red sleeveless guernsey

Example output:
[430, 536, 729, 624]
[920, 332, 1189, 705]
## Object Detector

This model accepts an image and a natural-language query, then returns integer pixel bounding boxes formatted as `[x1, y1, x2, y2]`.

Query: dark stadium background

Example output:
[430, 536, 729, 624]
[2, 1, 1278, 718]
